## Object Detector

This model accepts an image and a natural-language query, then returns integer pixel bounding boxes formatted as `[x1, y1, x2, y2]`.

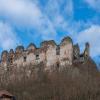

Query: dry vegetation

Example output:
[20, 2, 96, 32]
[0, 60, 100, 100]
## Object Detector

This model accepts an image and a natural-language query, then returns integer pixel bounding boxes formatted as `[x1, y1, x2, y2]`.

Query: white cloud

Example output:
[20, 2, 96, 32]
[45, 0, 73, 28]
[0, 0, 57, 40]
[0, 21, 20, 50]
[0, 0, 41, 25]
[85, 0, 100, 11]
[77, 25, 100, 57]
[0, 0, 75, 41]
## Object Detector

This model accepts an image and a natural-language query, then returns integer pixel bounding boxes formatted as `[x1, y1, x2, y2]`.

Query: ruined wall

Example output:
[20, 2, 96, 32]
[0, 36, 90, 71]
[44, 41, 57, 70]
[73, 44, 80, 60]
[1, 51, 8, 68]
[59, 37, 73, 66]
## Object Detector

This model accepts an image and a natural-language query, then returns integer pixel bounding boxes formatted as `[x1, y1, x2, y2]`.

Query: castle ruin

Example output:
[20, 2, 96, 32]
[0, 36, 90, 71]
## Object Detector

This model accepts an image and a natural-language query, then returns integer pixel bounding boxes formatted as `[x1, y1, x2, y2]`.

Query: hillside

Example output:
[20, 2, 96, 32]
[73, 57, 98, 76]
[0, 57, 100, 100]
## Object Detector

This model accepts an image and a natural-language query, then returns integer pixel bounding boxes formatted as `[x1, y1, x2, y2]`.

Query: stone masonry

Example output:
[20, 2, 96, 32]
[0, 36, 90, 71]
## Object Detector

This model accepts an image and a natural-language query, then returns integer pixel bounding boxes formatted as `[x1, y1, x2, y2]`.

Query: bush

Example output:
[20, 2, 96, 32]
[0, 62, 100, 100]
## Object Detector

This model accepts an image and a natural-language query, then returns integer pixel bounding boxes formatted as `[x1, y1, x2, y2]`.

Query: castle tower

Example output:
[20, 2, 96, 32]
[84, 42, 90, 58]
[41, 40, 57, 69]
[1, 50, 8, 66]
[9, 49, 15, 65]
[60, 36, 73, 66]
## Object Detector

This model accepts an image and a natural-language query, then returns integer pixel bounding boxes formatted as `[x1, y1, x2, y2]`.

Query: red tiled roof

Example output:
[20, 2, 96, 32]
[0, 90, 13, 97]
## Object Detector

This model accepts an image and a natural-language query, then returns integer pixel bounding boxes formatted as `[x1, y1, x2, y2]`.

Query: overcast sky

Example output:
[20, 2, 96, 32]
[0, 0, 100, 65]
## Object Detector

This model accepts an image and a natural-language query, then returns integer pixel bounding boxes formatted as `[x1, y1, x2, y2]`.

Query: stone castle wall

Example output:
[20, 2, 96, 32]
[0, 36, 90, 71]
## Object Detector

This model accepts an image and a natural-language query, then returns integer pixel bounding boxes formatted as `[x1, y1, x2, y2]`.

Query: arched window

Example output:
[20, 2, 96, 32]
[36, 54, 39, 60]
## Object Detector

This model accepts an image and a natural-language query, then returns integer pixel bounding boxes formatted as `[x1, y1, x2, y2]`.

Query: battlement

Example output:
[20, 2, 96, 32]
[0, 36, 90, 71]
